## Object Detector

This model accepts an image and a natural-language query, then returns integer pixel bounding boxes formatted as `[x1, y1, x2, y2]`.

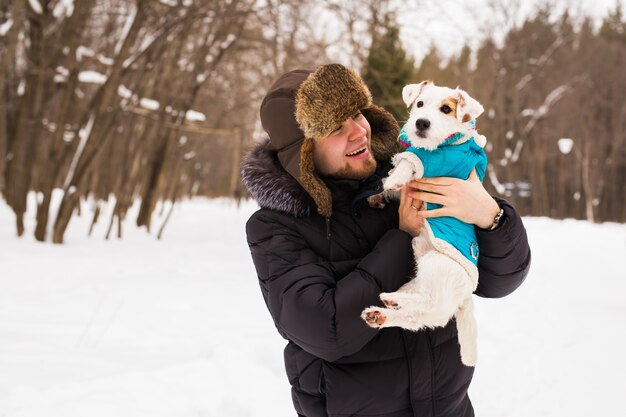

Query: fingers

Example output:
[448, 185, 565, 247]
[410, 176, 459, 187]
[406, 178, 461, 195]
[417, 207, 447, 218]
[411, 190, 446, 205]
[398, 185, 425, 237]
[407, 181, 438, 194]
[399, 184, 410, 210]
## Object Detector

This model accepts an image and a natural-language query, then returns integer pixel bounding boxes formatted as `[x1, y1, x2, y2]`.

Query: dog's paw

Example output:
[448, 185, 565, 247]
[383, 177, 404, 191]
[379, 293, 400, 309]
[361, 307, 387, 328]
[367, 193, 386, 209]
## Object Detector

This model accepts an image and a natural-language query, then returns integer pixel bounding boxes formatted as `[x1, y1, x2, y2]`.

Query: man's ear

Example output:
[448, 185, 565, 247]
[402, 80, 431, 107]
[456, 88, 484, 123]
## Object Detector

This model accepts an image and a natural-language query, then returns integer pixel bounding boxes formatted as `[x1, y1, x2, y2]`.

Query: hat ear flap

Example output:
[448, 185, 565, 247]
[456, 88, 484, 123]
[402, 80, 431, 107]
[299, 137, 332, 217]
[361, 105, 403, 161]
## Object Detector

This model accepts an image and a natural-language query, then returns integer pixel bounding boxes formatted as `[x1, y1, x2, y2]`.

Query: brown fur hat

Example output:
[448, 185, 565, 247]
[295, 64, 373, 140]
[259, 64, 402, 218]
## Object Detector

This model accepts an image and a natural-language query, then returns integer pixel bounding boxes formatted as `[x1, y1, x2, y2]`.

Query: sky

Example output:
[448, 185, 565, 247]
[397, 0, 625, 62]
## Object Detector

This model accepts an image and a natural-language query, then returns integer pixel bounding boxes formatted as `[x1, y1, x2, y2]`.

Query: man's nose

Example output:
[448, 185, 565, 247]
[346, 119, 366, 140]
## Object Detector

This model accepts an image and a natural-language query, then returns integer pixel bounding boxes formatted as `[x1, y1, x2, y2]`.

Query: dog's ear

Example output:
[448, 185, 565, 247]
[402, 80, 431, 107]
[455, 88, 484, 123]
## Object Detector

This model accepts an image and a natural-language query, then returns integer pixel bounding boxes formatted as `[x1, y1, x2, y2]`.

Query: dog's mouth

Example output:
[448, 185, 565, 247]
[345, 146, 367, 157]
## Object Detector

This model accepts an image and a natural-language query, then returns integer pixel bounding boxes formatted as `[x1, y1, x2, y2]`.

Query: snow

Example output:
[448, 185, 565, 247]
[28, 0, 43, 15]
[1, 196, 625, 416]
[0, 19, 13, 37]
[522, 85, 570, 134]
[114, 6, 138, 57]
[78, 71, 107, 85]
[96, 54, 114, 66]
[76, 46, 95, 62]
[185, 110, 206, 122]
[17, 80, 25, 96]
[61, 114, 95, 192]
[558, 138, 574, 154]
[117, 85, 133, 99]
[139, 98, 160, 111]
[53, 0, 74, 18]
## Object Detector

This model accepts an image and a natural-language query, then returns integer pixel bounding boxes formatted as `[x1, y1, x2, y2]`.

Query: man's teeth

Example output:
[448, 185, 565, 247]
[346, 147, 366, 156]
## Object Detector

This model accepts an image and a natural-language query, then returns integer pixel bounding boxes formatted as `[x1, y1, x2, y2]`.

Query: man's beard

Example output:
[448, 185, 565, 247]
[330, 156, 377, 180]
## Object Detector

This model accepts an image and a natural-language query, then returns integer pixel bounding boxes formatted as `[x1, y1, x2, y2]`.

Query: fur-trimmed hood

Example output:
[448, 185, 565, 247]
[241, 139, 316, 217]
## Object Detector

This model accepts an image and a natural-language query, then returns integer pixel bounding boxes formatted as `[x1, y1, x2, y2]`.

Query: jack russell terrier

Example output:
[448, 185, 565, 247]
[362, 80, 488, 367]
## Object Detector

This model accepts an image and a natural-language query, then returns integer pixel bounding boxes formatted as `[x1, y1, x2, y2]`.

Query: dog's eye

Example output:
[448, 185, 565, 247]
[416, 101, 424, 108]
[440, 105, 452, 114]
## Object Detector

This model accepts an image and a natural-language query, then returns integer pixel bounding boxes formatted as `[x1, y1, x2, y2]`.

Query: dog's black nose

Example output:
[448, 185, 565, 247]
[415, 118, 430, 132]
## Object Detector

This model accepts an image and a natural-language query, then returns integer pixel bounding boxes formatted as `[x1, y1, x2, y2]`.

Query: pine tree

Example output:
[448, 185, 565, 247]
[600, 4, 626, 43]
[414, 45, 444, 85]
[362, 14, 415, 122]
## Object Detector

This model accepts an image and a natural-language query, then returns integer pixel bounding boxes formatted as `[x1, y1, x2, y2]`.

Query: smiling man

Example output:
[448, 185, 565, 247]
[242, 64, 531, 417]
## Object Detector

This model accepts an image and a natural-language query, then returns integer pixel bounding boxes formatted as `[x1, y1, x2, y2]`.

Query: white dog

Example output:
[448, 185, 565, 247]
[361, 80, 488, 367]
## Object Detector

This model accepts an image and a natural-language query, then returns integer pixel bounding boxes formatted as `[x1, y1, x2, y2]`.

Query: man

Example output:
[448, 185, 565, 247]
[242, 64, 530, 417]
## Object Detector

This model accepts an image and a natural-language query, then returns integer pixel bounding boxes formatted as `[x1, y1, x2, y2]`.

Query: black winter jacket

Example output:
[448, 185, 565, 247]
[244, 140, 531, 417]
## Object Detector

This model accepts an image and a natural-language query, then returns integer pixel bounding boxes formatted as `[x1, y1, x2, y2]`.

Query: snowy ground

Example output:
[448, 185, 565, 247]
[0, 195, 625, 416]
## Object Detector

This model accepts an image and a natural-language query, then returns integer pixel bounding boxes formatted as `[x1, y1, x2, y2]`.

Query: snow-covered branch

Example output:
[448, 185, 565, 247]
[520, 84, 570, 134]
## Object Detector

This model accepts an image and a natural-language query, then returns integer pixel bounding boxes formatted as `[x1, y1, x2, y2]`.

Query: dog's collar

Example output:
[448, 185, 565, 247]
[398, 127, 412, 148]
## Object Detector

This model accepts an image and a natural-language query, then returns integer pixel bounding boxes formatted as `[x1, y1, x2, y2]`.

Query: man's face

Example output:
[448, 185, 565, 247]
[312, 111, 376, 180]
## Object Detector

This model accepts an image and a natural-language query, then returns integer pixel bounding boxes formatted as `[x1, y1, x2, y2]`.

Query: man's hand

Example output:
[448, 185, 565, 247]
[398, 184, 424, 237]
[407, 169, 500, 229]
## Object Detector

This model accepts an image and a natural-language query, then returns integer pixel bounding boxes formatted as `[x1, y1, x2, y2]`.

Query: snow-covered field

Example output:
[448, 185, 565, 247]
[1, 196, 625, 416]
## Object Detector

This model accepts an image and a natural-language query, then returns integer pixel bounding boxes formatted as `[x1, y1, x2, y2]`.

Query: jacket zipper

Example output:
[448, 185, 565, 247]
[401, 332, 418, 415]
[325, 216, 331, 240]
[427, 332, 437, 416]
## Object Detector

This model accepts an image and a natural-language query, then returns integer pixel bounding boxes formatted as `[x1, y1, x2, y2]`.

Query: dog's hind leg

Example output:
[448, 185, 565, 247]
[361, 306, 439, 330]
[381, 251, 472, 314]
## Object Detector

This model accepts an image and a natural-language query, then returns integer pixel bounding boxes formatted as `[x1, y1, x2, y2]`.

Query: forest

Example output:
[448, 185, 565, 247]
[0, 0, 624, 243]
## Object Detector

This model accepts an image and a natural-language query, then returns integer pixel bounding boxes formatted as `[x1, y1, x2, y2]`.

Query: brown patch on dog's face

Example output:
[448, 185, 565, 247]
[441, 97, 458, 118]
[456, 94, 473, 122]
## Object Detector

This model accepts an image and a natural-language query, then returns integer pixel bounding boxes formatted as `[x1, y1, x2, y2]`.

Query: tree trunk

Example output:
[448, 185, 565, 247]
[33, 0, 93, 241]
[0, 0, 26, 196]
[52, 2, 146, 243]
[5, 6, 46, 236]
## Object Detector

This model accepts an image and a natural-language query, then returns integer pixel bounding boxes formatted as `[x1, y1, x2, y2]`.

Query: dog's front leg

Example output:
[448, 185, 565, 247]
[384, 152, 425, 190]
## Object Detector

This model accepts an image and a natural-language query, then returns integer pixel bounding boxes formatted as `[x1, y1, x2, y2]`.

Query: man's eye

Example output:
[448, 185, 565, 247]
[440, 105, 452, 114]
[352, 111, 362, 120]
[416, 101, 424, 108]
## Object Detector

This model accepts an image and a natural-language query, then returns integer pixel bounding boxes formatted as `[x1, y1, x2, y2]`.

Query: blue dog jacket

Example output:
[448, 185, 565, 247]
[398, 123, 488, 265]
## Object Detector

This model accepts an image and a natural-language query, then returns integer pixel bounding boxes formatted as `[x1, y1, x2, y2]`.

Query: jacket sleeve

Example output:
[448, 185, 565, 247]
[474, 198, 531, 298]
[246, 212, 414, 362]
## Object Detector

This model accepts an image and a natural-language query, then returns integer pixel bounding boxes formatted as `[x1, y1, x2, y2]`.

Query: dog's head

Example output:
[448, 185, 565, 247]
[400, 80, 484, 150]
